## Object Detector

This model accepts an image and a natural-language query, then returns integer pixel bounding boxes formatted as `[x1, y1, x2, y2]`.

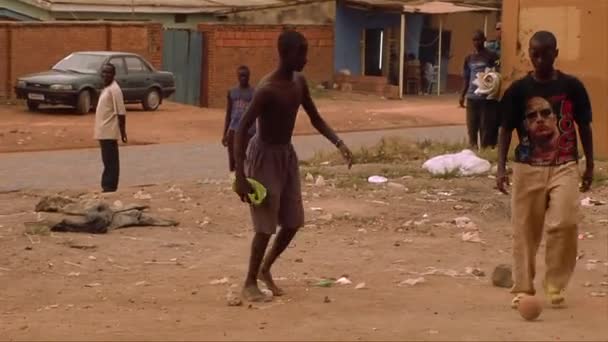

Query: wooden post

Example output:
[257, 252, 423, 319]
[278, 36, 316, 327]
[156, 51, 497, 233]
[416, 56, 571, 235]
[437, 15, 443, 96]
[484, 14, 488, 37]
[399, 13, 405, 98]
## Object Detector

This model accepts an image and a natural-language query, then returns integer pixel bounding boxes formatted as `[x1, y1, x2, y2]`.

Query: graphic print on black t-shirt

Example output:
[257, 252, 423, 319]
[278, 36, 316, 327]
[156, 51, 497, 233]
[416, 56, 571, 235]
[518, 94, 576, 165]
[501, 72, 592, 167]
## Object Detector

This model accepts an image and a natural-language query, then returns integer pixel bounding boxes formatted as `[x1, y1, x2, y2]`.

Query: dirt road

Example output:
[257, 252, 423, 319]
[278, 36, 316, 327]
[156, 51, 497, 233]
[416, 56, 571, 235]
[0, 165, 606, 340]
[0, 93, 465, 153]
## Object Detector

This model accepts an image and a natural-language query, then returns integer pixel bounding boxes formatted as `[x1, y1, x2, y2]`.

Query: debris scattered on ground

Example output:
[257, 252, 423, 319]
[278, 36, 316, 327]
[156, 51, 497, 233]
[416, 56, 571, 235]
[578, 232, 594, 240]
[335, 277, 352, 285]
[399, 277, 426, 286]
[133, 190, 152, 200]
[355, 282, 366, 290]
[465, 267, 485, 277]
[84, 283, 102, 288]
[492, 264, 513, 288]
[315, 279, 334, 288]
[368, 176, 388, 184]
[33, 195, 178, 234]
[210, 277, 230, 285]
[461, 231, 483, 243]
[387, 182, 407, 190]
[581, 197, 606, 207]
[323, 296, 331, 303]
[590, 292, 607, 298]
[315, 176, 326, 187]
[422, 150, 491, 176]
[305, 173, 314, 182]
[583, 282, 593, 287]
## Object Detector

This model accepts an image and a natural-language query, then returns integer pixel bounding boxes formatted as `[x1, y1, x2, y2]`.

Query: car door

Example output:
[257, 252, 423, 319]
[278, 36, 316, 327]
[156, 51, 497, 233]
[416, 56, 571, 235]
[108, 57, 130, 100]
[125, 56, 151, 101]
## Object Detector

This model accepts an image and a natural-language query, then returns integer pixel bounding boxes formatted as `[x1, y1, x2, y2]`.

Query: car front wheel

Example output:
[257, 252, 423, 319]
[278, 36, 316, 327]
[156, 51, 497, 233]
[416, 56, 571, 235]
[26, 100, 40, 112]
[76, 90, 91, 115]
[142, 88, 161, 111]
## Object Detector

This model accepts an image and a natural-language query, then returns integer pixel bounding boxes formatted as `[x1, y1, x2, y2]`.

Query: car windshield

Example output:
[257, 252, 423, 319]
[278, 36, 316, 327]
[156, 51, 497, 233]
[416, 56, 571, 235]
[52, 54, 106, 74]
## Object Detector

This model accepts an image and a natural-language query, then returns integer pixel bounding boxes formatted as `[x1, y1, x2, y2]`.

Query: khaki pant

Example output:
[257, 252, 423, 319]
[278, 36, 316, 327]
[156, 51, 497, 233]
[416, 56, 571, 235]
[511, 162, 581, 295]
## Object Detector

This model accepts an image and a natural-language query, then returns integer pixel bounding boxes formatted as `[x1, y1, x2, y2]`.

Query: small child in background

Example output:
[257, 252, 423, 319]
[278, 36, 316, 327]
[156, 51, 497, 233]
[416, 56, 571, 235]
[222, 65, 256, 172]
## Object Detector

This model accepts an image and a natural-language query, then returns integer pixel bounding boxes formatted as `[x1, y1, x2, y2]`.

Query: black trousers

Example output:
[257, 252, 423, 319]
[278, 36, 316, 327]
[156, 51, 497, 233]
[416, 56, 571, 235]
[99, 140, 120, 192]
[466, 99, 499, 149]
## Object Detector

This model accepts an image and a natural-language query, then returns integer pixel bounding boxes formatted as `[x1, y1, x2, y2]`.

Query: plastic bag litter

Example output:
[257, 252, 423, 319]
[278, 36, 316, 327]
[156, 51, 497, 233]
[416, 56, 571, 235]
[422, 150, 491, 177]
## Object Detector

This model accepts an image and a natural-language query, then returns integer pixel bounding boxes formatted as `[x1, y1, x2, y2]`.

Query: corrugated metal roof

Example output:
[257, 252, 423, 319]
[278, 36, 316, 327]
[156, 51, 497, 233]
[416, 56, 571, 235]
[344, 0, 500, 12]
[18, 0, 319, 13]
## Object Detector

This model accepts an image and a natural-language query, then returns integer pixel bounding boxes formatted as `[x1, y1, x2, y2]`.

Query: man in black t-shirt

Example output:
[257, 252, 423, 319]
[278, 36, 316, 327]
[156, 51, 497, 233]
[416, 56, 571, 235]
[497, 31, 594, 309]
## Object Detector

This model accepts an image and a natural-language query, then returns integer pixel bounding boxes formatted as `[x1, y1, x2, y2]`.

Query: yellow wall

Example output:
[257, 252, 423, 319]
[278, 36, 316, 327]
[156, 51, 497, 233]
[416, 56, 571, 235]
[431, 12, 499, 76]
[502, 0, 608, 158]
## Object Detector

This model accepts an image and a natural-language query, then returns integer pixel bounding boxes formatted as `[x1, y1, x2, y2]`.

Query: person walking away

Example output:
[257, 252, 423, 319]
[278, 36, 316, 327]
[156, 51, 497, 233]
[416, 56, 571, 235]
[94, 63, 127, 193]
[460, 30, 500, 149]
[496, 31, 594, 309]
[233, 30, 353, 302]
[222, 65, 256, 172]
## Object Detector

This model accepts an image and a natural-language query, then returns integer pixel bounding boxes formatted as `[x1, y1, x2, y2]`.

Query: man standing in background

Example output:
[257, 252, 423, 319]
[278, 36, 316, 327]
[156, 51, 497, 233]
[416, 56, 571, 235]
[459, 30, 500, 149]
[486, 22, 502, 60]
[94, 63, 127, 193]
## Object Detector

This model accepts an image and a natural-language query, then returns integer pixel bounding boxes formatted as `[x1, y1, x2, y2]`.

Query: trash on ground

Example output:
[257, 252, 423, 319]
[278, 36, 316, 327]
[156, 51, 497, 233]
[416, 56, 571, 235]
[465, 267, 485, 277]
[210, 277, 230, 285]
[133, 190, 152, 200]
[368, 175, 388, 184]
[462, 231, 483, 243]
[355, 282, 366, 290]
[335, 277, 352, 285]
[590, 292, 607, 298]
[315, 176, 326, 187]
[399, 277, 426, 286]
[422, 150, 491, 176]
[581, 197, 606, 207]
[315, 279, 334, 288]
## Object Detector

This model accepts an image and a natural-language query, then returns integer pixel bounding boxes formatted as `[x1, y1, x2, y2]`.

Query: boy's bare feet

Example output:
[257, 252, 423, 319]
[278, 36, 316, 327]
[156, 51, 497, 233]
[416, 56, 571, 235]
[242, 284, 271, 302]
[258, 270, 285, 296]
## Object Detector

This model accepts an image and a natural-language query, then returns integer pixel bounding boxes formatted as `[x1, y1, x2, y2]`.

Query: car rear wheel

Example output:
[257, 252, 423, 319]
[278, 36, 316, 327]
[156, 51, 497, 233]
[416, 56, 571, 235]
[26, 100, 40, 112]
[142, 88, 161, 111]
[76, 90, 91, 115]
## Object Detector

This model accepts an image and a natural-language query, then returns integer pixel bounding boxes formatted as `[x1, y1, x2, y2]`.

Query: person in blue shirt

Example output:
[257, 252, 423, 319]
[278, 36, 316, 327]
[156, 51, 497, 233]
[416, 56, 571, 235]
[222, 65, 256, 172]
[459, 30, 500, 149]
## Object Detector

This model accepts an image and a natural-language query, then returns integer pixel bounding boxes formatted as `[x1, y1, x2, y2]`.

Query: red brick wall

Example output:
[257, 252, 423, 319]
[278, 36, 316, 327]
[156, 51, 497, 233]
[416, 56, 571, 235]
[0, 22, 162, 99]
[199, 24, 334, 108]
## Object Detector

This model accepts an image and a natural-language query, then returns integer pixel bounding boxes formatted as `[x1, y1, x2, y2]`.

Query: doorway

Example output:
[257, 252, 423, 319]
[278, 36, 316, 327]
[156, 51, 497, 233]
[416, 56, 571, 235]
[364, 28, 384, 76]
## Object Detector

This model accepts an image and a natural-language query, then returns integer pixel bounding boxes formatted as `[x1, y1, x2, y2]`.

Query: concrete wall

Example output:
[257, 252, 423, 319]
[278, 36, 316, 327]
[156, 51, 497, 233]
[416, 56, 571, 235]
[334, 0, 400, 75]
[0, 22, 162, 99]
[502, 0, 608, 157]
[199, 24, 334, 108]
[226, 1, 335, 25]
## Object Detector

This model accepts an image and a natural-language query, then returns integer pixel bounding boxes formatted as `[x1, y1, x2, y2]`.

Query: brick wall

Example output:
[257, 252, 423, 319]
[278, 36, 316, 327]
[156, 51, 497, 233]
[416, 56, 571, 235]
[0, 22, 162, 99]
[199, 24, 334, 108]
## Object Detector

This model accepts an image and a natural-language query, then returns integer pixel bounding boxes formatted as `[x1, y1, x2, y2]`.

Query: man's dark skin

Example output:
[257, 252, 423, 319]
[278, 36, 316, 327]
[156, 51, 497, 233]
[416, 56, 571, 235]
[496, 36, 594, 194]
[222, 67, 250, 147]
[101, 64, 127, 143]
[233, 33, 353, 301]
[459, 31, 493, 108]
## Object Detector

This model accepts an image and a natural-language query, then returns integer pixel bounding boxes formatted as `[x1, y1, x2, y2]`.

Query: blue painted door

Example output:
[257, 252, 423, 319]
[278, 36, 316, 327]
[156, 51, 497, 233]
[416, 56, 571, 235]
[162, 29, 202, 106]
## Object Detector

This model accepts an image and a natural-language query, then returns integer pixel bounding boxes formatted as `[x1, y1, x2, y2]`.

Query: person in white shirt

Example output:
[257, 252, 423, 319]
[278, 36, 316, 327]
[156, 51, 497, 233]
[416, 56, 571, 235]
[94, 63, 127, 193]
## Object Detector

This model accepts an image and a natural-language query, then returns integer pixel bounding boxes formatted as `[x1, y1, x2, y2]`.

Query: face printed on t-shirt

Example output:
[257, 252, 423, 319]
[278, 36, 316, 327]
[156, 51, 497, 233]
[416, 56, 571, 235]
[525, 97, 559, 144]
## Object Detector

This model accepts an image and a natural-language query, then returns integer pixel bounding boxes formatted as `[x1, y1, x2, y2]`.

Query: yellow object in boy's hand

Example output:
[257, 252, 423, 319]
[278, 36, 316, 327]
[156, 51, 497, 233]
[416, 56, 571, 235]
[232, 178, 267, 206]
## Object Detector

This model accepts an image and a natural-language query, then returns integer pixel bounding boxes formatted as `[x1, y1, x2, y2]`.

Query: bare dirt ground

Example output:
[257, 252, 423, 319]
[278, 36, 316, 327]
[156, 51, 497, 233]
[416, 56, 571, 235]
[0, 92, 464, 153]
[1, 156, 606, 341]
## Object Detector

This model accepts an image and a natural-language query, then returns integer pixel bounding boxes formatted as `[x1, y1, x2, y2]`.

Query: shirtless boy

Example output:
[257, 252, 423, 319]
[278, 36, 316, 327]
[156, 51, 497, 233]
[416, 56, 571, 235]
[233, 30, 353, 302]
